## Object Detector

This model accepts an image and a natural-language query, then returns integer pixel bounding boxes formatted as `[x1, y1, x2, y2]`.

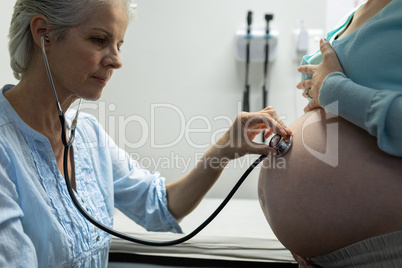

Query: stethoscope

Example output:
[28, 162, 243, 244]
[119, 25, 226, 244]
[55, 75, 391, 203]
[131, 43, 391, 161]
[41, 34, 293, 246]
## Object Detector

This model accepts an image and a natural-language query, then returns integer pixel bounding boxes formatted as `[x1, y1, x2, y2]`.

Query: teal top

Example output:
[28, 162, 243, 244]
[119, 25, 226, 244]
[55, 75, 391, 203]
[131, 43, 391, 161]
[300, 0, 402, 157]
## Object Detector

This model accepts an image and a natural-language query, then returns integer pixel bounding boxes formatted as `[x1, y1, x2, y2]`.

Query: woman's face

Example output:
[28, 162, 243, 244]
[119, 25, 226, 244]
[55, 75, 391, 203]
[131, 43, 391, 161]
[47, 2, 128, 102]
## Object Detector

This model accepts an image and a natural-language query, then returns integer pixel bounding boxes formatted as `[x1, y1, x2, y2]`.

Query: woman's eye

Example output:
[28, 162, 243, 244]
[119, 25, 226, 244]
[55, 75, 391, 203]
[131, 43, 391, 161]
[92, 37, 105, 45]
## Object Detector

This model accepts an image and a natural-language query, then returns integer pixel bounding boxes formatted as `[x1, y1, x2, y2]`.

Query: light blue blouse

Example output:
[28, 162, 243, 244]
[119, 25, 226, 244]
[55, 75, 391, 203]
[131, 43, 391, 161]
[0, 84, 182, 267]
[301, 0, 402, 157]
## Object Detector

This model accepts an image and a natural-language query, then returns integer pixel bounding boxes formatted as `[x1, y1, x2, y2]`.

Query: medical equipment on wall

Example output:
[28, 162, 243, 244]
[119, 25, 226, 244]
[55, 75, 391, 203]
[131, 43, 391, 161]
[41, 35, 293, 246]
[242, 11, 253, 112]
[293, 21, 324, 63]
[236, 12, 278, 115]
[262, 14, 274, 143]
[235, 23, 278, 62]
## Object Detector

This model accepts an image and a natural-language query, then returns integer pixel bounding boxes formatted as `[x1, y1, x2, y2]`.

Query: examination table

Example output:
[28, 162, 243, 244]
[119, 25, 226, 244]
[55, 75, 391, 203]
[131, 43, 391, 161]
[109, 198, 296, 267]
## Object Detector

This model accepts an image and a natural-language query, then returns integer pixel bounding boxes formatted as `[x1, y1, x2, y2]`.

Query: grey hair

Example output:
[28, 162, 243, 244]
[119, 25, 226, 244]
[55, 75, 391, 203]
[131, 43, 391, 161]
[8, 0, 136, 80]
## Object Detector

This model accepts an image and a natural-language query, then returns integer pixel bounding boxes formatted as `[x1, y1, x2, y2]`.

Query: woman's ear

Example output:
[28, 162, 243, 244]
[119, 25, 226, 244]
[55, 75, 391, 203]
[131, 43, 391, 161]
[30, 14, 51, 51]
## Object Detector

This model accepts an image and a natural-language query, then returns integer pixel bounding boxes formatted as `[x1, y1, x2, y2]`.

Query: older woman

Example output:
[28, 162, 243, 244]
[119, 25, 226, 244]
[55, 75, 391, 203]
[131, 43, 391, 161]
[259, 0, 402, 266]
[0, 0, 292, 266]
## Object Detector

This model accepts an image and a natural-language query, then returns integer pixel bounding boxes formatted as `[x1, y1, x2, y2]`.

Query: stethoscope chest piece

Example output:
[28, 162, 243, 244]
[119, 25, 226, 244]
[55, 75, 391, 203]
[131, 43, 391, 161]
[269, 134, 293, 157]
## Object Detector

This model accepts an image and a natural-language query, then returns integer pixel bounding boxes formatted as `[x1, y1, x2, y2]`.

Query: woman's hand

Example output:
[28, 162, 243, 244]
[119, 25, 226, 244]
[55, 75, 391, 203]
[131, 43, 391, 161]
[215, 106, 292, 160]
[166, 106, 292, 220]
[297, 38, 344, 112]
[292, 252, 319, 267]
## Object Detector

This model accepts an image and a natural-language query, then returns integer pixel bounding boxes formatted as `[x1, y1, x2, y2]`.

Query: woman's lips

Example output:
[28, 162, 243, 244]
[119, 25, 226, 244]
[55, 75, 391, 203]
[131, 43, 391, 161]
[92, 76, 108, 85]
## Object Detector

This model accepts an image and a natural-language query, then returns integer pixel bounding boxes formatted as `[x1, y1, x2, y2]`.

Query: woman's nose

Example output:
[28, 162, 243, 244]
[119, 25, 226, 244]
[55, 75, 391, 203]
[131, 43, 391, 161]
[103, 48, 123, 69]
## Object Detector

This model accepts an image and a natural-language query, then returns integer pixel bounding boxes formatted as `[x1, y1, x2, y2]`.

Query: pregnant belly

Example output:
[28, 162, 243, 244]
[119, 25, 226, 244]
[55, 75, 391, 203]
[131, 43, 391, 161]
[258, 109, 402, 257]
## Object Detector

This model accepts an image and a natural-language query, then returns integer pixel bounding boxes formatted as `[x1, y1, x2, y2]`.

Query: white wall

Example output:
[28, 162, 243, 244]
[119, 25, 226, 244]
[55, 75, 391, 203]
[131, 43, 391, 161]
[0, 1, 334, 199]
[326, 0, 367, 32]
[0, 2, 16, 84]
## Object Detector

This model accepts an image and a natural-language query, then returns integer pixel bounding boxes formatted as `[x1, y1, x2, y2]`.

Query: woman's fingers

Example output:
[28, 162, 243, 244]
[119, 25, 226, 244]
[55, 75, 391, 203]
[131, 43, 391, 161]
[297, 79, 313, 90]
[264, 128, 274, 139]
[248, 140, 276, 155]
[223, 107, 293, 157]
[302, 89, 313, 98]
[291, 252, 319, 267]
[244, 111, 290, 137]
[261, 106, 292, 134]
[320, 39, 344, 72]
[320, 38, 337, 61]
[297, 64, 317, 75]
[303, 98, 320, 112]
[296, 39, 344, 113]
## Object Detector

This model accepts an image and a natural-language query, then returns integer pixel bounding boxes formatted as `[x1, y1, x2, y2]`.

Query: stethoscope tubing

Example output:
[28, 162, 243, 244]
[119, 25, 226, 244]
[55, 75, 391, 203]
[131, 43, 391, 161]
[42, 33, 291, 246]
[63, 143, 267, 246]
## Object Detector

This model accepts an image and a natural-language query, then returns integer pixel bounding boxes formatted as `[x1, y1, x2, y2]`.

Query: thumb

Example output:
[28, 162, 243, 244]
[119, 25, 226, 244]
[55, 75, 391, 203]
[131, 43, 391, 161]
[247, 141, 273, 156]
[320, 38, 335, 59]
[304, 100, 318, 112]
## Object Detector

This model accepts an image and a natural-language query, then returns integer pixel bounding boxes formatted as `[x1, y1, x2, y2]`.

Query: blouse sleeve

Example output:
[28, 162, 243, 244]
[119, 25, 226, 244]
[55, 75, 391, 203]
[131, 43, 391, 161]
[0, 164, 38, 267]
[92, 119, 183, 233]
[111, 148, 183, 233]
[319, 72, 402, 157]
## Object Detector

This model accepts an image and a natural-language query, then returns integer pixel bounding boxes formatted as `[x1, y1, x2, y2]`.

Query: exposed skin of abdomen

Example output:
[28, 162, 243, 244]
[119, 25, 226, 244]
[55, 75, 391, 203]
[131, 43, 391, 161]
[258, 109, 402, 257]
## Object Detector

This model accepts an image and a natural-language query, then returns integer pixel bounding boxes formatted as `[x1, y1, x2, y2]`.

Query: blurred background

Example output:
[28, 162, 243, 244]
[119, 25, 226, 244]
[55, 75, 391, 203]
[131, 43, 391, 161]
[0, 0, 366, 199]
